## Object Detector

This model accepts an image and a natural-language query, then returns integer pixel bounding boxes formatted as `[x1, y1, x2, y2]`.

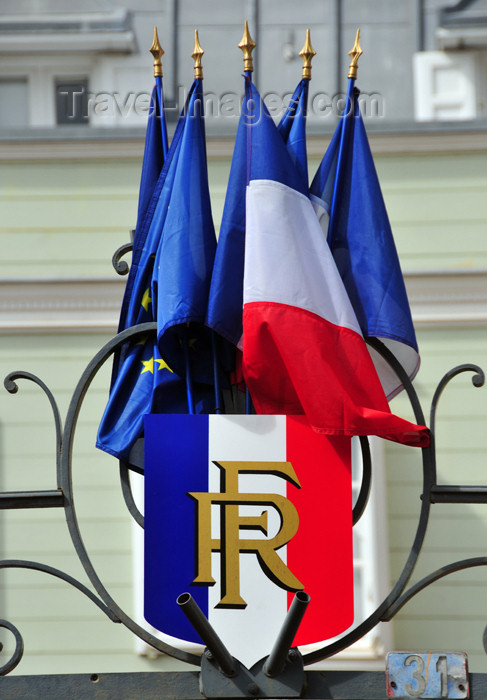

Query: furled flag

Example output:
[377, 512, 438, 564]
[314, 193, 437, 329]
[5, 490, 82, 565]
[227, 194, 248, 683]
[97, 336, 204, 462]
[206, 70, 310, 348]
[151, 77, 217, 387]
[277, 77, 309, 188]
[134, 80, 168, 234]
[242, 76, 429, 447]
[117, 28, 169, 341]
[97, 77, 215, 461]
[310, 79, 419, 400]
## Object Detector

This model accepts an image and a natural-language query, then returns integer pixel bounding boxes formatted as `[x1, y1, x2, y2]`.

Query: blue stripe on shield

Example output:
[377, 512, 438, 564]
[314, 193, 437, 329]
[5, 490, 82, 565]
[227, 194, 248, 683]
[144, 413, 209, 642]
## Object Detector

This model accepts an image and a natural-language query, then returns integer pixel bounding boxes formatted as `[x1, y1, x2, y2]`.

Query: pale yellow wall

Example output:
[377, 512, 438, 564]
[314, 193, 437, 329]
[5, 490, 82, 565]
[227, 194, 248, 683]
[2, 148, 485, 280]
[376, 151, 487, 271]
[0, 154, 230, 279]
[0, 158, 137, 279]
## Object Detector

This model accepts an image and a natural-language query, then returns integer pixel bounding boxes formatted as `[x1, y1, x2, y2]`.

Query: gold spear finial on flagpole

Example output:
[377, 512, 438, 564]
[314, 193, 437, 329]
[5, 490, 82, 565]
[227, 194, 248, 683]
[299, 28, 316, 80]
[192, 29, 204, 79]
[150, 26, 164, 78]
[238, 20, 256, 73]
[348, 28, 362, 79]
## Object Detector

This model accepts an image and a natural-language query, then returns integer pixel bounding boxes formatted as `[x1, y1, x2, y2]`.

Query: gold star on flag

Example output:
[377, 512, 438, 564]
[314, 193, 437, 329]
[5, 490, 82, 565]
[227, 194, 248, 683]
[179, 336, 198, 350]
[136, 334, 148, 347]
[155, 358, 173, 373]
[141, 357, 154, 374]
[141, 288, 152, 312]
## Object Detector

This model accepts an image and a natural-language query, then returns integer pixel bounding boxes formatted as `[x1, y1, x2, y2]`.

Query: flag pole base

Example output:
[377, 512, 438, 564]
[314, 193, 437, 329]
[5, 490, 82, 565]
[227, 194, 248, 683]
[201, 648, 304, 698]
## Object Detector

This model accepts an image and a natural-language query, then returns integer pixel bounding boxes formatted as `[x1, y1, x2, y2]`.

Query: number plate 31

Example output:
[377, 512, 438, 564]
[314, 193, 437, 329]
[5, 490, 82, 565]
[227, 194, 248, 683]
[386, 652, 469, 698]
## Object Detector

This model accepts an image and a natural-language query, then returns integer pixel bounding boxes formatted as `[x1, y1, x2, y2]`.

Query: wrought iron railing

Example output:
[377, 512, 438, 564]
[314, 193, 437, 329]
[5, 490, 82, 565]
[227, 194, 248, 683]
[0, 246, 486, 698]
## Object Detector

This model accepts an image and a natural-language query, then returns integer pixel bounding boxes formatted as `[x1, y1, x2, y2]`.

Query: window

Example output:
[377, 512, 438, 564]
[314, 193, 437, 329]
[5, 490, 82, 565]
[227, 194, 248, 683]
[413, 50, 481, 121]
[55, 79, 89, 125]
[0, 7, 137, 129]
[0, 78, 28, 127]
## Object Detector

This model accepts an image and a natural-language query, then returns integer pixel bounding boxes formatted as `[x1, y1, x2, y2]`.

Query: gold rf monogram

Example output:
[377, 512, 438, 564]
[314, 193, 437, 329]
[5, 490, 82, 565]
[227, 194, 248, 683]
[188, 461, 303, 608]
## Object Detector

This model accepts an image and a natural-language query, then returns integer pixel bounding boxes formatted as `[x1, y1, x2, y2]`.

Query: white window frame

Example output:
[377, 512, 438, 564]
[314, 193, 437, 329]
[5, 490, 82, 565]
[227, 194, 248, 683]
[413, 50, 479, 122]
[0, 55, 153, 129]
[0, 55, 95, 128]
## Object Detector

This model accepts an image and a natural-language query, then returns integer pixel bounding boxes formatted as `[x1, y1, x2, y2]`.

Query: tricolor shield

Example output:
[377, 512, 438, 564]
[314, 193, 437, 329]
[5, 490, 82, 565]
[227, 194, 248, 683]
[144, 414, 353, 666]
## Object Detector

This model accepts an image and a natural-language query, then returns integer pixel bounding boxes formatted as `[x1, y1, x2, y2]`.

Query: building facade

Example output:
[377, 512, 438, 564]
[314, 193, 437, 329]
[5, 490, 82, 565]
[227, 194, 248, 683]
[0, 0, 487, 677]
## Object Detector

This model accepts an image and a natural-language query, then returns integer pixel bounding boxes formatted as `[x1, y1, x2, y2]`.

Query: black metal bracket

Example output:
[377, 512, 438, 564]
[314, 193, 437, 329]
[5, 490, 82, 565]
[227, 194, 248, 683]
[178, 591, 309, 697]
[201, 649, 305, 699]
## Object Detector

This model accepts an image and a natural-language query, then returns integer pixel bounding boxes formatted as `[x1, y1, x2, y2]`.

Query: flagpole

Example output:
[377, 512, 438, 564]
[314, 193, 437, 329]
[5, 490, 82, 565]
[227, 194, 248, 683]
[239, 20, 256, 183]
[295, 29, 315, 186]
[239, 21, 256, 415]
[150, 26, 169, 159]
[299, 29, 316, 124]
[175, 31, 209, 417]
[327, 29, 362, 245]
[182, 327, 195, 414]
[192, 30, 222, 415]
[239, 19, 256, 150]
[239, 20, 256, 75]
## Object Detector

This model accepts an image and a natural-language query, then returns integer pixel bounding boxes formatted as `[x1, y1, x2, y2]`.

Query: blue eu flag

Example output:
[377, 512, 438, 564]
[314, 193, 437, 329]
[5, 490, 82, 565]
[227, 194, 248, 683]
[97, 78, 215, 462]
[310, 82, 420, 399]
[277, 77, 309, 189]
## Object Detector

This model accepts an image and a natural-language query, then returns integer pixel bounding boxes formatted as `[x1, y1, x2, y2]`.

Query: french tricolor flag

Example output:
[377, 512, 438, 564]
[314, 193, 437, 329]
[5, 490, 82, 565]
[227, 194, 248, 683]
[144, 413, 353, 667]
[241, 80, 429, 448]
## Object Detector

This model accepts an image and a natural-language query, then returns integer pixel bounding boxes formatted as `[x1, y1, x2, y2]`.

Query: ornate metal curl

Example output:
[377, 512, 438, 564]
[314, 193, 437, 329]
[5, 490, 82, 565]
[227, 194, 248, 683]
[119, 462, 144, 528]
[4, 371, 63, 483]
[0, 560, 119, 621]
[383, 556, 487, 620]
[112, 242, 133, 276]
[59, 322, 202, 665]
[352, 436, 372, 526]
[430, 363, 484, 434]
[0, 619, 23, 676]
[1, 323, 486, 672]
[1, 323, 201, 669]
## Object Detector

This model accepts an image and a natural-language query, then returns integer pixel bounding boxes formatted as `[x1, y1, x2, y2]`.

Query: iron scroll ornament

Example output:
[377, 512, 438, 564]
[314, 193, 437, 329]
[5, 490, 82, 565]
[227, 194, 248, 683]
[2, 323, 200, 671]
[0, 323, 485, 674]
